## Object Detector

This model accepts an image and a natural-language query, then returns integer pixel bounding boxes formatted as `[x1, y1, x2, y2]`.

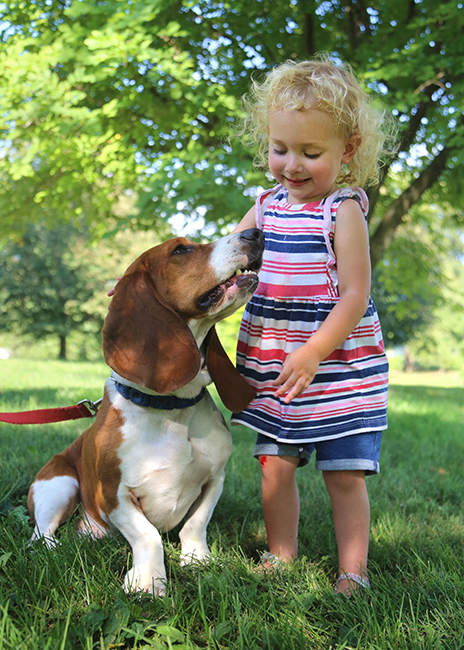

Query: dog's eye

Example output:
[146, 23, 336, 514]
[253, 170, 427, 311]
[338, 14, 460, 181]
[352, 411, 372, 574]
[172, 244, 193, 255]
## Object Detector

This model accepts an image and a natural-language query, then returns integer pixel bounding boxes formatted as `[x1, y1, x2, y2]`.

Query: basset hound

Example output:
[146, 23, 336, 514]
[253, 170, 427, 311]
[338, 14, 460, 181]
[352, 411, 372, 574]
[27, 229, 264, 596]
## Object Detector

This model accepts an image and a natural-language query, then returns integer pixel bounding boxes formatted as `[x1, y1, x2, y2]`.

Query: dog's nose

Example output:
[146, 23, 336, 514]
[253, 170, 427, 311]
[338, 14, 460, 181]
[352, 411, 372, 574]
[239, 228, 265, 247]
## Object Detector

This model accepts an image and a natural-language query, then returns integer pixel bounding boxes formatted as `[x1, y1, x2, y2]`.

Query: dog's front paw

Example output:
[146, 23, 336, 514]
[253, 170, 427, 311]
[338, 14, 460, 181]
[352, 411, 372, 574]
[29, 532, 61, 551]
[123, 566, 167, 597]
[179, 546, 210, 567]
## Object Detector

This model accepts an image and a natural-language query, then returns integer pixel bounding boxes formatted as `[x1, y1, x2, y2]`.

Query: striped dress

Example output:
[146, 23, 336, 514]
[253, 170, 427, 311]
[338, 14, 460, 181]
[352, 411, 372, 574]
[230, 185, 388, 443]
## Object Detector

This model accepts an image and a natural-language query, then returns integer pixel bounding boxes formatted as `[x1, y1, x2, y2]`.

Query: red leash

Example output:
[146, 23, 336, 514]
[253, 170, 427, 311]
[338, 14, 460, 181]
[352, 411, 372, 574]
[0, 399, 102, 425]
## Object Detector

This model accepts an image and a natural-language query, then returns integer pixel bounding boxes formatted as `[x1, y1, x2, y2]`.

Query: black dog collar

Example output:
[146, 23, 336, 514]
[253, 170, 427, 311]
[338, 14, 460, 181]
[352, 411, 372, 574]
[113, 381, 206, 410]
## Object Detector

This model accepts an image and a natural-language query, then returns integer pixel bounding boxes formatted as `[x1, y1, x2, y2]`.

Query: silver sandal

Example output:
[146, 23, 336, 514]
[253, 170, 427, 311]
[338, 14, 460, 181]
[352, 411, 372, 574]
[335, 572, 370, 594]
[260, 551, 283, 568]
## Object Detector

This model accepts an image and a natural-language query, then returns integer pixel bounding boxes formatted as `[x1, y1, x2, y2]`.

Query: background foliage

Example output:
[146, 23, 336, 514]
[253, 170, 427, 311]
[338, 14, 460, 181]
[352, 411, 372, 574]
[0, 227, 163, 360]
[0, 222, 106, 359]
[1, 0, 463, 250]
[0, 0, 463, 367]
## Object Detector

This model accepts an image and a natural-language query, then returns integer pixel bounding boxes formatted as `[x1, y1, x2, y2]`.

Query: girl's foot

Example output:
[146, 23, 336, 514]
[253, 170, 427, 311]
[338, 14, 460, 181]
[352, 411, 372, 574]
[335, 572, 370, 596]
[254, 551, 285, 573]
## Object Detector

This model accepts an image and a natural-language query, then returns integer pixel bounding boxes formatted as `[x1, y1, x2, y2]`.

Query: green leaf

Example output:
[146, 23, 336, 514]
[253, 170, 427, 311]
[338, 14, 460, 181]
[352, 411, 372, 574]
[0, 552, 12, 567]
[103, 600, 131, 636]
[156, 625, 185, 642]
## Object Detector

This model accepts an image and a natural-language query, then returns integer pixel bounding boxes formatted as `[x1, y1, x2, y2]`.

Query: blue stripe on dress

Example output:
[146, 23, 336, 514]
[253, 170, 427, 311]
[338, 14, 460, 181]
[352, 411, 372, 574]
[245, 297, 379, 321]
[235, 409, 388, 442]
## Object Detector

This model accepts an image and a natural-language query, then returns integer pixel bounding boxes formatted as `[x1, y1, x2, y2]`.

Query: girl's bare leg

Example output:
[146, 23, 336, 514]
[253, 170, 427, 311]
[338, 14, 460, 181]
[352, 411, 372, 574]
[259, 455, 300, 562]
[323, 469, 370, 595]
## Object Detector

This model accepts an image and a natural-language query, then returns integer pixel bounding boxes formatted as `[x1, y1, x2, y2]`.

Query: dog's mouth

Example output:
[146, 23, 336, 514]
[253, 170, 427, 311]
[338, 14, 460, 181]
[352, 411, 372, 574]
[197, 262, 260, 311]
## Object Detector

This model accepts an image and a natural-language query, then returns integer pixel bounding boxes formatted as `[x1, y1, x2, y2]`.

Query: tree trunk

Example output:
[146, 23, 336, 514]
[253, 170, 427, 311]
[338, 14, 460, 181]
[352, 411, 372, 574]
[59, 334, 67, 360]
[369, 146, 451, 268]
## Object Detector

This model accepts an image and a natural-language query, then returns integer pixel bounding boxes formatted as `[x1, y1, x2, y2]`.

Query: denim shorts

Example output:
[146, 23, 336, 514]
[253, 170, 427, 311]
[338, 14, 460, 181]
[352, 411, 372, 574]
[253, 431, 382, 475]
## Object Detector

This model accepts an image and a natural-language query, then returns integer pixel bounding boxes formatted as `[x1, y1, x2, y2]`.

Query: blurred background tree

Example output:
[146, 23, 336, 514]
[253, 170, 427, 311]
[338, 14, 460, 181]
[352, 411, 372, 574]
[372, 201, 464, 371]
[0, 222, 162, 360]
[0, 222, 109, 359]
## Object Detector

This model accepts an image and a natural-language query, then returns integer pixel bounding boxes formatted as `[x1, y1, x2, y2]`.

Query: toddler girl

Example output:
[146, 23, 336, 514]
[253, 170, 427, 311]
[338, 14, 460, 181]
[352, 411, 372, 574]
[230, 57, 394, 595]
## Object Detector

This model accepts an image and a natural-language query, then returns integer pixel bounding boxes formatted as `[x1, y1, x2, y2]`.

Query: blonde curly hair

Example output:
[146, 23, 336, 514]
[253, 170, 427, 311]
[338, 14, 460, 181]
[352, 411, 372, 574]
[238, 56, 395, 188]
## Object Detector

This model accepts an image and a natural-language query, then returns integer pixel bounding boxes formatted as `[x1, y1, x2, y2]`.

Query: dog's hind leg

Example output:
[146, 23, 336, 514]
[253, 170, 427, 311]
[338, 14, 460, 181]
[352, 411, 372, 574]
[27, 456, 80, 548]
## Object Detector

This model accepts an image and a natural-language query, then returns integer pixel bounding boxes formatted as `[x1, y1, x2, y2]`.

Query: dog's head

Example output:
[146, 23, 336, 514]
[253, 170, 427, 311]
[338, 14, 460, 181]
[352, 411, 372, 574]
[102, 229, 264, 407]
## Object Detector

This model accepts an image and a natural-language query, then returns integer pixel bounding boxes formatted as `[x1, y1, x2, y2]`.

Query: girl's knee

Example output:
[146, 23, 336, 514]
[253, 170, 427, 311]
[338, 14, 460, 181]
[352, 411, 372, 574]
[258, 454, 299, 477]
[323, 469, 366, 493]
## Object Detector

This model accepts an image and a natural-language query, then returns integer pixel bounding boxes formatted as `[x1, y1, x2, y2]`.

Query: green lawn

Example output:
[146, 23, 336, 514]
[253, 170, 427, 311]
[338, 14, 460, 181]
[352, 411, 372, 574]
[0, 359, 463, 649]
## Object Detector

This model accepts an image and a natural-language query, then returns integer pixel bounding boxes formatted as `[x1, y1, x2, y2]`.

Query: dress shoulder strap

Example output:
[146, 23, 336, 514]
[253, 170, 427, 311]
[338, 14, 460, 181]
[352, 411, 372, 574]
[255, 184, 283, 229]
[322, 187, 369, 261]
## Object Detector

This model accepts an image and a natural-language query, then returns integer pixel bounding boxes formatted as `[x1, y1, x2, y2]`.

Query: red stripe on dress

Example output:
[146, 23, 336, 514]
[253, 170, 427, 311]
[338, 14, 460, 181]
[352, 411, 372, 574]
[256, 282, 331, 298]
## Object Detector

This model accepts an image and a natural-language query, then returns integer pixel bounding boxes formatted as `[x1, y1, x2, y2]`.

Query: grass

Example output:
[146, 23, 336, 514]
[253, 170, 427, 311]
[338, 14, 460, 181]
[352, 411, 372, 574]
[1, 358, 464, 648]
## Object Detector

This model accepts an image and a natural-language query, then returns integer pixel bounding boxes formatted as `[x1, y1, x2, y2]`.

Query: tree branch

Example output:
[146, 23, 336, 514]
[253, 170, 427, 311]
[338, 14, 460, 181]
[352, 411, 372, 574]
[368, 98, 432, 213]
[302, 12, 315, 57]
[370, 146, 451, 267]
[345, 0, 371, 53]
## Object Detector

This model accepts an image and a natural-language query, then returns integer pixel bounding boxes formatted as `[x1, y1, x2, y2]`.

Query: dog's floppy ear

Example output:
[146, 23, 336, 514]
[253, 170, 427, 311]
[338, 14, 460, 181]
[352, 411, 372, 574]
[102, 271, 200, 394]
[205, 326, 256, 413]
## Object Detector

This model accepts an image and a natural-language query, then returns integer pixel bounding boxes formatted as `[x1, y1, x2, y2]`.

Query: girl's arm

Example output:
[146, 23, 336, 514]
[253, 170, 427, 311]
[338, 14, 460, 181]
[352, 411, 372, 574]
[273, 198, 371, 403]
[230, 205, 257, 233]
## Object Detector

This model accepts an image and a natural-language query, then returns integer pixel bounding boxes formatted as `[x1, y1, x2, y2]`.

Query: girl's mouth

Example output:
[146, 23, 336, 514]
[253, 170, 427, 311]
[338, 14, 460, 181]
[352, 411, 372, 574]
[285, 177, 309, 187]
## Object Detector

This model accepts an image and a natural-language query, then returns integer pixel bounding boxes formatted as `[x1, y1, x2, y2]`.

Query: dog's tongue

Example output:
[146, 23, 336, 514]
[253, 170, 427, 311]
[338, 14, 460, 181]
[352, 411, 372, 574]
[197, 270, 258, 310]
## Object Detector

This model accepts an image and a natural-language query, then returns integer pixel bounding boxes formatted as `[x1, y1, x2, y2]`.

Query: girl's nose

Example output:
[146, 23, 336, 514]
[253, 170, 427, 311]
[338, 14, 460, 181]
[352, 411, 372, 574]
[285, 153, 303, 174]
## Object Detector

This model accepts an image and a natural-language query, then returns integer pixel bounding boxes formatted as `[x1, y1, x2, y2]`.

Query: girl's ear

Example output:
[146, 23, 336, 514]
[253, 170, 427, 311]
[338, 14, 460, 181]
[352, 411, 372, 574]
[342, 134, 362, 164]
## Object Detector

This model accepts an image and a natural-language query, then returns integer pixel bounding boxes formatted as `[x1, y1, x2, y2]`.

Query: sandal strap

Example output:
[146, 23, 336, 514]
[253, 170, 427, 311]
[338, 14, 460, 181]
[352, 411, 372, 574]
[336, 572, 371, 589]
[260, 551, 281, 567]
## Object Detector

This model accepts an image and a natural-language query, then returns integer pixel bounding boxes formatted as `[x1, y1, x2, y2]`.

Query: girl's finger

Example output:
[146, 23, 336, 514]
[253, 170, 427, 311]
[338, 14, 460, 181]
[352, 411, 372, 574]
[272, 368, 289, 387]
[273, 372, 299, 397]
[282, 379, 307, 403]
[107, 277, 123, 297]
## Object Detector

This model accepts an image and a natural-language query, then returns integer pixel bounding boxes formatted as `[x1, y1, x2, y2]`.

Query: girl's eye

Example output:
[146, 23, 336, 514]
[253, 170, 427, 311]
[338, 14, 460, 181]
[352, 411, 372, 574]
[272, 147, 287, 155]
[304, 153, 321, 159]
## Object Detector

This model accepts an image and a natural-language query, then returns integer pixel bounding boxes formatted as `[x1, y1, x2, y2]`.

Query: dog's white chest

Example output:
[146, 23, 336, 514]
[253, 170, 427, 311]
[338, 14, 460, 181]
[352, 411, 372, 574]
[115, 394, 231, 532]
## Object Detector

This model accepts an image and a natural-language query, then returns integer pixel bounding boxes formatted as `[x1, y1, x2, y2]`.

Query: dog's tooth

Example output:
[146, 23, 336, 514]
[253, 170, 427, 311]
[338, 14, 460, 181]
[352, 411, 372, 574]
[231, 268, 255, 279]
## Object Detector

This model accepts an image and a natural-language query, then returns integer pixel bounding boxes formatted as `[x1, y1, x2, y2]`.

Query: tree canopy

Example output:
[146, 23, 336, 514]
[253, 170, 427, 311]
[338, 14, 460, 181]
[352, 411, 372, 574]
[1, 0, 463, 266]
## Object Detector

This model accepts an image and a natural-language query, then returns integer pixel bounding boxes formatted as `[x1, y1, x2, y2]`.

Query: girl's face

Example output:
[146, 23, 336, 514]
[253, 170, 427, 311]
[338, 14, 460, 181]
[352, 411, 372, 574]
[267, 108, 358, 204]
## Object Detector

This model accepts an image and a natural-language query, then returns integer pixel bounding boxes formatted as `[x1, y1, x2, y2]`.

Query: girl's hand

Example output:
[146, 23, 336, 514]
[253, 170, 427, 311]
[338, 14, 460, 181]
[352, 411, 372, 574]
[272, 344, 322, 404]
